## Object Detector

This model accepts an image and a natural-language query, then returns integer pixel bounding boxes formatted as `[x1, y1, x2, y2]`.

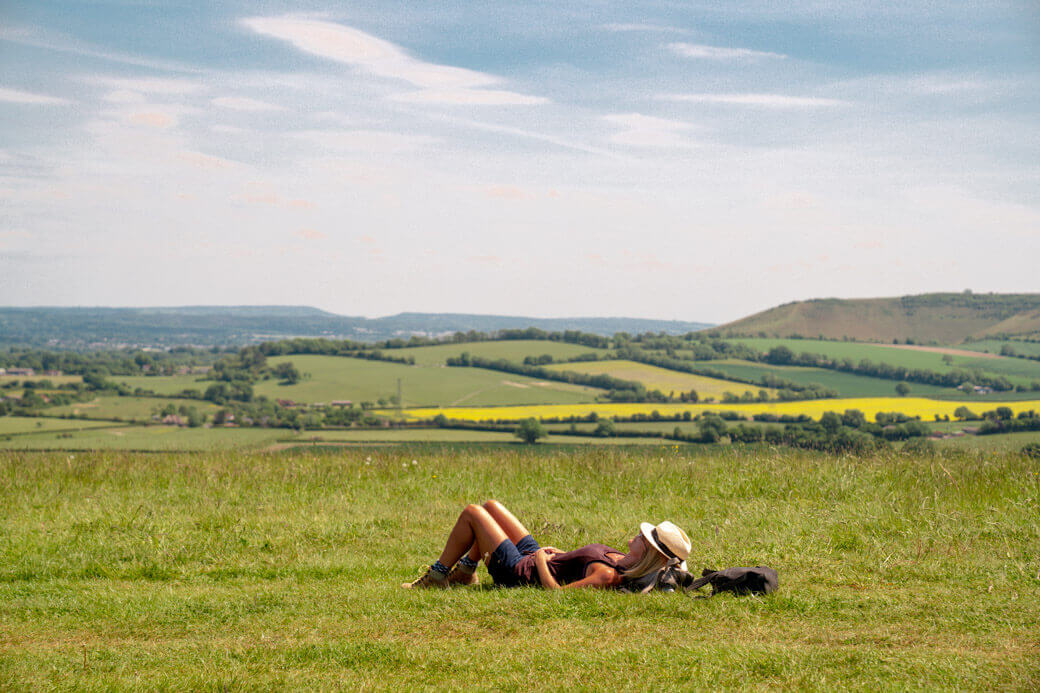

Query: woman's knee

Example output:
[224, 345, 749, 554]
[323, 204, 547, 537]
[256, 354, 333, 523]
[483, 499, 503, 513]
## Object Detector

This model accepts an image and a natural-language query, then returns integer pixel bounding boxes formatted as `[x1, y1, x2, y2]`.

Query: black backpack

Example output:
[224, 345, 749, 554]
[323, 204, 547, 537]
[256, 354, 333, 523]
[688, 566, 779, 596]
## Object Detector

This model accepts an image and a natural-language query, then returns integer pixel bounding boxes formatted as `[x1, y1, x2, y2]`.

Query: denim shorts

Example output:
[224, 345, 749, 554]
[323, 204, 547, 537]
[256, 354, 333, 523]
[486, 534, 540, 587]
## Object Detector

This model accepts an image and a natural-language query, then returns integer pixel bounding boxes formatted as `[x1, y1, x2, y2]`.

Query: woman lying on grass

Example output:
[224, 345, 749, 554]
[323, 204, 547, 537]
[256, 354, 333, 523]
[402, 500, 691, 590]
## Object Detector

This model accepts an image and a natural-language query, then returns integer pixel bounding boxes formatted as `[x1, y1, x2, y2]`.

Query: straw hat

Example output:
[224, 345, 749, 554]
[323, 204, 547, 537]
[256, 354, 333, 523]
[640, 521, 691, 566]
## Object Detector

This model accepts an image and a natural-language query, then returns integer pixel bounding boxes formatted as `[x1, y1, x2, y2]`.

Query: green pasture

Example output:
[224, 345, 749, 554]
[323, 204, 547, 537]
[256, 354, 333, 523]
[728, 338, 1040, 387]
[0, 416, 117, 436]
[545, 359, 773, 399]
[933, 430, 1040, 452]
[46, 396, 220, 421]
[0, 374, 82, 386]
[112, 374, 210, 396]
[702, 359, 954, 398]
[960, 340, 1040, 358]
[258, 355, 603, 407]
[0, 425, 286, 451]
[397, 339, 608, 366]
[1, 448, 1037, 689]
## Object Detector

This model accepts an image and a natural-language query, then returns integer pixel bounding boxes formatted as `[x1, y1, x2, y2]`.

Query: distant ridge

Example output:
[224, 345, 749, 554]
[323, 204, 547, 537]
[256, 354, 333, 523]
[0, 306, 712, 349]
[712, 292, 1040, 344]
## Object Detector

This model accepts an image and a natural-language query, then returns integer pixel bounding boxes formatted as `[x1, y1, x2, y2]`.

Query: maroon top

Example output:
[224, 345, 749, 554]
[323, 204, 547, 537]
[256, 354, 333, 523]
[516, 543, 624, 586]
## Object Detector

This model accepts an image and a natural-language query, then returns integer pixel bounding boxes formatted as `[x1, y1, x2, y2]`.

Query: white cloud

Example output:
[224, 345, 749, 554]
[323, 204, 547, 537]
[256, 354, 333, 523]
[660, 93, 848, 108]
[391, 88, 547, 106]
[667, 42, 786, 60]
[243, 16, 544, 106]
[603, 113, 699, 149]
[212, 96, 285, 111]
[290, 129, 439, 153]
[0, 86, 70, 105]
[601, 23, 689, 34]
[88, 76, 203, 94]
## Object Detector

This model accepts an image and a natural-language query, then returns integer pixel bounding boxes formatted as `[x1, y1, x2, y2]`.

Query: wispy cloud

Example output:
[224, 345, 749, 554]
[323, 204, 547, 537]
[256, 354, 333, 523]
[667, 42, 786, 60]
[0, 25, 201, 74]
[212, 96, 285, 111]
[0, 86, 71, 105]
[88, 76, 203, 94]
[243, 16, 544, 106]
[659, 93, 848, 108]
[601, 23, 689, 34]
[603, 113, 699, 149]
[290, 129, 439, 153]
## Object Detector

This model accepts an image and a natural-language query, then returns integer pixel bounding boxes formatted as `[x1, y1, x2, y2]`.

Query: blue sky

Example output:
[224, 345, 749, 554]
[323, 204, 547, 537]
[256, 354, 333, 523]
[2, 1, 1038, 323]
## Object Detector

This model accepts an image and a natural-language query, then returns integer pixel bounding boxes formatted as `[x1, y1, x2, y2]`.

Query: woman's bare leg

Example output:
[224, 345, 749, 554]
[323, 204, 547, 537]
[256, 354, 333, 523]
[436, 504, 509, 567]
[482, 500, 531, 543]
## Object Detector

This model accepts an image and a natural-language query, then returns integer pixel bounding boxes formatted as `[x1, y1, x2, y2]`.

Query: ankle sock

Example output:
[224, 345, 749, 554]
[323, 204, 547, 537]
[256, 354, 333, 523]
[430, 560, 450, 576]
[458, 556, 478, 571]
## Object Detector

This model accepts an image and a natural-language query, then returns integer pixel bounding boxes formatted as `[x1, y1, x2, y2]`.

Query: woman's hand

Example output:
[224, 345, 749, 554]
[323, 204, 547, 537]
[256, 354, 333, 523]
[533, 548, 560, 590]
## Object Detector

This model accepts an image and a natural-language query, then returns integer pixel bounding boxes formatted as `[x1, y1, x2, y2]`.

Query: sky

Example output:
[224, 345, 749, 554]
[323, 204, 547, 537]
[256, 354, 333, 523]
[1, 1, 1038, 324]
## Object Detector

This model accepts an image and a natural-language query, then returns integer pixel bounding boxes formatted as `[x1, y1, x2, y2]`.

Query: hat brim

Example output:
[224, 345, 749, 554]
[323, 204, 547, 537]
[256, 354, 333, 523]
[640, 522, 667, 557]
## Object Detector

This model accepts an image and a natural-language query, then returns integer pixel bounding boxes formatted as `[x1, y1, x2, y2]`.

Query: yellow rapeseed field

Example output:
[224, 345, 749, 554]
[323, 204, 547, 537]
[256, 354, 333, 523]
[395, 397, 1040, 423]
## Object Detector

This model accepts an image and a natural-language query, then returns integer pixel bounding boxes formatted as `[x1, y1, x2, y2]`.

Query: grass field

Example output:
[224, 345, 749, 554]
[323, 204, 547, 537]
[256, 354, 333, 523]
[396, 339, 608, 366]
[112, 374, 210, 396]
[959, 340, 1040, 357]
[545, 360, 774, 399]
[701, 359, 954, 398]
[0, 425, 287, 451]
[0, 416, 118, 436]
[728, 337, 1040, 386]
[257, 355, 603, 407]
[0, 374, 83, 386]
[1, 448, 1037, 689]
[397, 397, 1040, 424]
[46, 396, 220, 421]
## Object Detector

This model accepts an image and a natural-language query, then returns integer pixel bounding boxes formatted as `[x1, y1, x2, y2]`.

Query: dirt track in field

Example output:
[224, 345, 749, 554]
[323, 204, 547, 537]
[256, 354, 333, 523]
[874, 344, 1001, 359]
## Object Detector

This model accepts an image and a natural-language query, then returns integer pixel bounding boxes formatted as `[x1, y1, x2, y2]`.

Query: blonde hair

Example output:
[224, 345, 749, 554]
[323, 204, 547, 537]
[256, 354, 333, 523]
[621, 545, 671, 582]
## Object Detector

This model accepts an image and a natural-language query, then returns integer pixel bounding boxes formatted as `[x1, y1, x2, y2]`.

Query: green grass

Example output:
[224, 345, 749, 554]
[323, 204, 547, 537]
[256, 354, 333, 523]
[728, 338, 1040, 387]
[702, 359, 954, 397]
[0, 374, 83, 386]
[397, 339, 608, 366]
[112, 374, 210, 396]
[256, 355, 604, 407]
[46, 396, 220, 421]
[1, 448, 1037, 689]
[545, 359, 774, 399]
[960, 340, 1040, 358]
[0, 416, 118, 436]
[0, 425, 287, 451]
[934, 430, 1040, 452]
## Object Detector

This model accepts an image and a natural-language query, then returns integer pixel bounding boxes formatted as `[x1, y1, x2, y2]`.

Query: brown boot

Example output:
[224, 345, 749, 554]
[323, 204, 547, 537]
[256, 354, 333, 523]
[446, 564, 479, 587]
[401, 566, 448, 589]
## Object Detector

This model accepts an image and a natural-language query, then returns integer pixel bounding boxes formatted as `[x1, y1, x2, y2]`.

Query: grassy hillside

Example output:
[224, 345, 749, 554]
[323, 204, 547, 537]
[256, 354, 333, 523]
[397, 339, 606, 366]
[544, 360, 774, 399]
[259, 355, 603, 407]
[2, 449, 1036, 688]
[715, 293, 1040, 343]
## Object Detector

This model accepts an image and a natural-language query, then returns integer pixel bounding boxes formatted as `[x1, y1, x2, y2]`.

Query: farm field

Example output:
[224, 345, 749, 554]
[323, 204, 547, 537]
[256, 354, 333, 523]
[0, 374, 82, 386]
[0, 416, 118, 436]
[728, 337, 1040, 385]
[699, 359, 954, 397]
[544, 359, 774, 399]
[397, 397, 1040, 423]
[292, 429, 669, 446]
[397, 339, 608, 366]
[959, 340, 1040, 357]
[46, 395, 220, 421]
[258, 355, 603, 407]
[0, 425, 286, 451]
[933, 430, 1040, 451]
[112, 374, 210, 396]
[1, 448, 1036, 689]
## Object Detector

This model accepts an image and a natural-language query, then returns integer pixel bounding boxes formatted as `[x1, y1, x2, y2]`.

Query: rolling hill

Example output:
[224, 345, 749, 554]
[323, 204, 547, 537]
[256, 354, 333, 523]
[0, 307, 712, 349]
[712, 293, 1040, 344]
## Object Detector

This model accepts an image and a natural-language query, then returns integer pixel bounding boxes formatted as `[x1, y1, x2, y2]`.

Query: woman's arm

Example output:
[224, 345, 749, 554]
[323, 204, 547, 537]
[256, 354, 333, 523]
[533, 548, 560, 590]
[534, 550, 618, 590]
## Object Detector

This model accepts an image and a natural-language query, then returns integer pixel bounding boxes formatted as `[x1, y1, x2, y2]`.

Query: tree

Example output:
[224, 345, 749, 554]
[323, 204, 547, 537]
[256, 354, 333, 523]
[593, 420, 616, 437]
[895, 382, 911, 397]
[514, 417, 546, 444]
[953, 406, 977, 421]
[765, 346, 794, 365]
[820, 411, 842, 435]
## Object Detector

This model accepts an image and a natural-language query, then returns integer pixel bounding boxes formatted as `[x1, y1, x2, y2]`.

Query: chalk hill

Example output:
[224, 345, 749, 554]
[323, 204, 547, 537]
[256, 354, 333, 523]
[713, 293, 1040, 344]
